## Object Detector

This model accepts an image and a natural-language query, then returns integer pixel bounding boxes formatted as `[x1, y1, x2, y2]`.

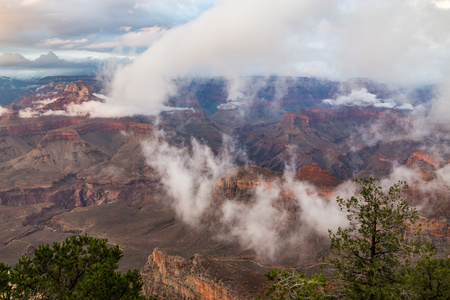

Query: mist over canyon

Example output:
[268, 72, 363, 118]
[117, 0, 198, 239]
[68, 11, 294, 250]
[1, 0, 450, 298]
[0, 74, 448, 299]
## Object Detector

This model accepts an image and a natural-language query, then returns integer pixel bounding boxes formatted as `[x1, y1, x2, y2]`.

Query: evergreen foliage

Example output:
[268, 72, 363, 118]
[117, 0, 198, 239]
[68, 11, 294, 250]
[0, 262, 12, 299]
[261, 178, 449, 299]
[406, 256, 450, 299]
[0, 234, 157, 300]
[258, 269, 328, 300]
[328, 178, 434, 298]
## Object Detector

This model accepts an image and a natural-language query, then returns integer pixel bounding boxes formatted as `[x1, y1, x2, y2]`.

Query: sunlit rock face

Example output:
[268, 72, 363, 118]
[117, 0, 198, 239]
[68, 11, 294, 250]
[0, 76, 448, 297]
[141, 248, 267, 300]
[0, 78, 156, 207]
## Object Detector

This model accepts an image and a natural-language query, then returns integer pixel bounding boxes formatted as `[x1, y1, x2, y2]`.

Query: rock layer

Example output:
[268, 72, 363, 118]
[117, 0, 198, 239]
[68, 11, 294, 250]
[141, 248, 267, 300]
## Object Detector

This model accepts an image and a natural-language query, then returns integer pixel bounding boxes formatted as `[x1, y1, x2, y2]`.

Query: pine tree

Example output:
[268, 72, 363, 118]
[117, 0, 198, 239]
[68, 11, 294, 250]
[328, 178, 433, 299]
[1, 234, 156, 299]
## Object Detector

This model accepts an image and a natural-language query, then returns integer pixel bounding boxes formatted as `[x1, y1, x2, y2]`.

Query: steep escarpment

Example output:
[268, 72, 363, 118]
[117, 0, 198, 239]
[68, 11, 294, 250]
[17, 80, 102, 110]
[243, 106, 446, 180]
[141, 248, 267, 300]
[406, 152, 442, 180]
[295, 164, 341, 190]
[0, 116, 86, 137]
[0, 76, 449, 298]
[0, 173, 159, 208]
[0, 79, 155, 201]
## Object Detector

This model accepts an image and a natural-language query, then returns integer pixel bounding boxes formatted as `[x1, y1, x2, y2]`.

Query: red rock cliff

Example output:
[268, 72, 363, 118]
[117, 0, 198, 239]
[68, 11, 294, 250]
[295, 164, 341, 189]
[141, 248, 267, 300]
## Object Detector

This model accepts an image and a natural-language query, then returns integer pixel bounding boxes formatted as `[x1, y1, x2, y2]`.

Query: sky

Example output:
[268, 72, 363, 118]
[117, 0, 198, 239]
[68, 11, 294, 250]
[2, 0, 450, 117]
[0, 0, 449, 81]
[1, 0, 450, 118]
[0, 0, 213, 76]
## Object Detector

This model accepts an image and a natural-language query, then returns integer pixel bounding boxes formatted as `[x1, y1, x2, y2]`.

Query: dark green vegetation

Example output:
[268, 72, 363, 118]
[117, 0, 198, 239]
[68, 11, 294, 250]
[257, 270, 328, 300]
[262, 178, 449, 299]
[405, 256, 450, 300]
[0, 235, 156, 300]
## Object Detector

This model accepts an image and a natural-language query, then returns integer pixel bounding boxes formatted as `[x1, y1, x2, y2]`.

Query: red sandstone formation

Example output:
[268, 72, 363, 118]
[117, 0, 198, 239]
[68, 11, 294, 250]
[420, 219, 449, 238]
[406, 152, 440, 168]
[0, 118, 86, 137]
[141, 248, 267, 300]
[38, 129, 85, 148]
[406, 152, 442, 181]
[295, 164, 341, 189]
[280, 111, 310, 129]
[18, 80, 101, 111]
[74, 120, 153, 135]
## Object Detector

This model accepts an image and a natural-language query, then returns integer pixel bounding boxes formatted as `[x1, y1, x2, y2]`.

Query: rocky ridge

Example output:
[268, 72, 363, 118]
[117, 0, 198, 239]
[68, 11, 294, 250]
[141, 248, 267, 300]
[0, 76, 448, 299]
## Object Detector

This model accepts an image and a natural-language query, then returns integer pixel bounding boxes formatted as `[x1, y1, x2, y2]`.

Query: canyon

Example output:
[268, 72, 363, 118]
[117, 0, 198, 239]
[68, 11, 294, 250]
[0, 76, 448, 299]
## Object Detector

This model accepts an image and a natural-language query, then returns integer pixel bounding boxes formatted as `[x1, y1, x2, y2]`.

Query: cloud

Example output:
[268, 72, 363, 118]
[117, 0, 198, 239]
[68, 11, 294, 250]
[109, 0, 330, 115]
[429, 78, 450, 120]
[0, 0, 213, 50]
[140, 128, 450, 260]
[141, 131, 348, 260]
[0, 106, 10, 116]
[219, 172, 349, 260]
[0, 53, 29, 66]
[433, 0, 450, 10]
[0, 51, 131, 78]
[103, 0, 450, 118]
[86, 26, 166, 50]
[119, 26, 133, 32]
[133, 3, 149, 10]
[66, 100, 142, 118]
[379, 162, 450, 220]
[220, 184, 289, 259]
[142, 133, 235, 226]
[2, 0, 450, 120]
[323, 88, 412, 110]
[20, 0, 42, 6]
[41, 38, 89, 49]
[32, 51, 66, 67]
[0, 52, 70, 68]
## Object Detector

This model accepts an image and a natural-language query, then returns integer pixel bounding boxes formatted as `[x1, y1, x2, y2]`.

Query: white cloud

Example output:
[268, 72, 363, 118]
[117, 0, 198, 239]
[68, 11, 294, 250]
[220, 184, 288, 259]
[0, 53, 29, 66]
[41, 38, 89, 49]
[33, 98, 57, 108]
[0, 0, 213, 50]
[2, 0, 450, 120]
[86, 26, 166, 50]
[0, 106, 10, 116]
[18, 107, 39, 118]
[323, 88, 405, 109]
[109, 0, 329, 115]
[66, 100, 145, 118]
[20, 0, 42, 6]
[120, 26, 133, 32]
[103, 0, 450, 117]
[142, 134, 235, 226]
[433, 0, 450, 10]
[134, 3, 149, 10]
[141, 132, 348, 259]
[397, 103, 414, 110]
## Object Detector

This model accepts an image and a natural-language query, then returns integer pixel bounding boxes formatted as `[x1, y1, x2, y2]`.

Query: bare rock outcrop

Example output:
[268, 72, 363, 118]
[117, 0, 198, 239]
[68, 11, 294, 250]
[406, 152, 441, 180]
[141, 248, 267, 300]
[295, 164, 341, 190]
